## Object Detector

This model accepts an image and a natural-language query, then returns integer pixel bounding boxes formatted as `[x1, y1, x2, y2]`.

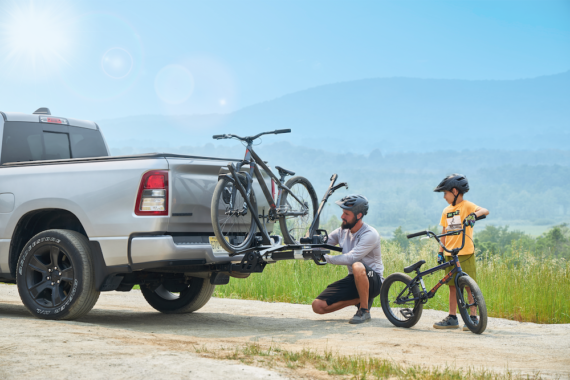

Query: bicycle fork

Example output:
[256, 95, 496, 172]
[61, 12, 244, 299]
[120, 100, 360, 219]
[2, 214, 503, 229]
[226, 163, 272, 245]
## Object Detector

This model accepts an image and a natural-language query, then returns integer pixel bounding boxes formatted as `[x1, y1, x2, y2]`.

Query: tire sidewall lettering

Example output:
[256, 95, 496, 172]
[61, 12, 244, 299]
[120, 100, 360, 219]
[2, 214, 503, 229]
[18, 237, 60, 276]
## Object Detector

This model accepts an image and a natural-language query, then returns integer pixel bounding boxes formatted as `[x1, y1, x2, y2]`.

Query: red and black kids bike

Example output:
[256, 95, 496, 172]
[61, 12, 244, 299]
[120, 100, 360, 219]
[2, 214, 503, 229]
[381, 215, 488, 334]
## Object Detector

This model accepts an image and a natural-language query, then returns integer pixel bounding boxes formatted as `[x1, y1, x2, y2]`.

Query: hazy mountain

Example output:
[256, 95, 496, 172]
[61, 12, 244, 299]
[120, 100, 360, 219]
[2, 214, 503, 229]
[98, 71, 570, 153]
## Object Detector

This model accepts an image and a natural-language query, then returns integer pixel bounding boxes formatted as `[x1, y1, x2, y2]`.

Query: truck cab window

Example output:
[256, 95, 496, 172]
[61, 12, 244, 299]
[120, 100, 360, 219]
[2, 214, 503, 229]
[1, 121, 108, 164]
[43, 132, 71, 160]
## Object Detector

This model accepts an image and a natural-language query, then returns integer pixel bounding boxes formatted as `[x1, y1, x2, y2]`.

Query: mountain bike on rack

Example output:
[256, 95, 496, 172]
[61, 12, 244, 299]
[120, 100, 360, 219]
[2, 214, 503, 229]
[211, 129, 322, 254]
[380, 215, 488, 334]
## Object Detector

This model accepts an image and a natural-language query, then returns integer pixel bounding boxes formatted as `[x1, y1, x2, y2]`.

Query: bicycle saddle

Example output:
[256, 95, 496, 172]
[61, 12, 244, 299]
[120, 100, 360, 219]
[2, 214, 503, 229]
[404, 260, 426, 273]
[275, 166, 295, 177]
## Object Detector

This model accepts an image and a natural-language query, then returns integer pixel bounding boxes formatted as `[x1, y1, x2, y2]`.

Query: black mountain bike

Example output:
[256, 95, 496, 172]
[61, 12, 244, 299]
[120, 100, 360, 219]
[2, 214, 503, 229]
[380, 215, 488, 334]
[210, 129, 319, 254]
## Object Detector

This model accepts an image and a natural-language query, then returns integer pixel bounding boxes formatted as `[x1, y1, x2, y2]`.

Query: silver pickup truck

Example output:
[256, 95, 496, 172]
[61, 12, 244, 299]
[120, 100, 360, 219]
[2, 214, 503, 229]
[0, 109, 275, 320]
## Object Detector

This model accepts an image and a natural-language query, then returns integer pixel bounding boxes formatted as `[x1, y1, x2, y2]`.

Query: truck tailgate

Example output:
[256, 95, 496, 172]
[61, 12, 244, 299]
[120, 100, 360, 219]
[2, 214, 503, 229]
[167, 157, 275, 235]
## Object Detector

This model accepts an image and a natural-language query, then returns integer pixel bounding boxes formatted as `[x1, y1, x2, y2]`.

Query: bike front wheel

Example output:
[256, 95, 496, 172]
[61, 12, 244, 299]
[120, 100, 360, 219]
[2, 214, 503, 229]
[211, 175, 257, 254]
[279, 176, 318, 244]
[380, 273, 423, 328]
[456, 275, 488, 334]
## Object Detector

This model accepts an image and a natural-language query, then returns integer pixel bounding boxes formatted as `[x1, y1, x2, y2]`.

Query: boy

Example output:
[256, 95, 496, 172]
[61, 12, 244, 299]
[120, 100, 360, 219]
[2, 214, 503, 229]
[433, 174, 489, 331]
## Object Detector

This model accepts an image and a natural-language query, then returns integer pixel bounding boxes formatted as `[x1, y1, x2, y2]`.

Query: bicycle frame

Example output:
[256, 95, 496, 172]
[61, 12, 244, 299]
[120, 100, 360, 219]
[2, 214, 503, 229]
[394, 256, 465, 305]
[221, 140, 310, 245]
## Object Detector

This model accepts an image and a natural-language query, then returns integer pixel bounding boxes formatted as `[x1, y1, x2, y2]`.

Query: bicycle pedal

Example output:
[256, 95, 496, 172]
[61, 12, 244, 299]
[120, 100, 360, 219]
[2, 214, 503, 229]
[400, 308, 414, 318]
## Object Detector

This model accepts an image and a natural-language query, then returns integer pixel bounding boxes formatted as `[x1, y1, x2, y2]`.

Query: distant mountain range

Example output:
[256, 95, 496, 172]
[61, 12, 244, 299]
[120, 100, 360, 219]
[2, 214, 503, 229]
[97, 71, 570, 153]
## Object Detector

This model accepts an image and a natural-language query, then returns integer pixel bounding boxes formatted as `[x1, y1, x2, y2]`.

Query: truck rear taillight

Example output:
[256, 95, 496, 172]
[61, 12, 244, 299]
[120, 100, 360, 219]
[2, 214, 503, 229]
[135, 170, 169, 216]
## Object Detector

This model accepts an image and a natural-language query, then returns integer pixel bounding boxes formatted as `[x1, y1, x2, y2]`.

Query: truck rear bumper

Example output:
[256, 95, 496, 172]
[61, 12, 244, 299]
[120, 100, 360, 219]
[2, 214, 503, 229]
[130, 235, 244, 270]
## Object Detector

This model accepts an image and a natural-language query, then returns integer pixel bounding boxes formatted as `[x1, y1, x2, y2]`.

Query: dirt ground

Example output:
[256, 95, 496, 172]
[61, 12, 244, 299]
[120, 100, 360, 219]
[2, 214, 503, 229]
[1, 284, 569, 379]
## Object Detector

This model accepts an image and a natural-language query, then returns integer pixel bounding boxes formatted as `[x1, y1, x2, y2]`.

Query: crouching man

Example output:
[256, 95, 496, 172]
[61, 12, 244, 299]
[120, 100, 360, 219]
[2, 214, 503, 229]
[312, 194, 384, 324]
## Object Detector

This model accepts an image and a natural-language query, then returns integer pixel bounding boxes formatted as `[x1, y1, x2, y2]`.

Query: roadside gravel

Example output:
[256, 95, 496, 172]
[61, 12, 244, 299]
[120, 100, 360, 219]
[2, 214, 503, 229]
[1, 284, 568, 379]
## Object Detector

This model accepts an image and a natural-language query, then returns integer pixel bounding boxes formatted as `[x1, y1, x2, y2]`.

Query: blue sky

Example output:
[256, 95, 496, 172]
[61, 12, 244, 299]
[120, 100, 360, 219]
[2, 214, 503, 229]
[1, 0, 568, 120]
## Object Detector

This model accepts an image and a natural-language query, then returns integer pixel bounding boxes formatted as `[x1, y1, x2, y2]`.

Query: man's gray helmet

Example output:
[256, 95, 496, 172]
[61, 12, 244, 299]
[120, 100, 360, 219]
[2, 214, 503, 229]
[434, 174, 469, 206]
[335, 194, 369, 219]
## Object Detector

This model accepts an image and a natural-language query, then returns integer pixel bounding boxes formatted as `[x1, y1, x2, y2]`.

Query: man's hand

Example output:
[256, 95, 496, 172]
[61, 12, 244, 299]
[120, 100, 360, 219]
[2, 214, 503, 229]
[463, 213, 477, 228]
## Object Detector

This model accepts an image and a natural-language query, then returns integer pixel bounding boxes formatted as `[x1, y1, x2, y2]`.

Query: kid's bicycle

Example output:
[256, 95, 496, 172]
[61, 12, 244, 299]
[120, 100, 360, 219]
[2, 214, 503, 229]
[211, 130, 347, 254]
[380, 215, 488, 334]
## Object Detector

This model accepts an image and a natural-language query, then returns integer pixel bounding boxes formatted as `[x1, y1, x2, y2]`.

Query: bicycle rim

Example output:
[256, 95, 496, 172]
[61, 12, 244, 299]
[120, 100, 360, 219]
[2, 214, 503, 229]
[386, 280, 420, 322]
[280, 177, 317, 244]
[212, 177, 257, 252]
[456, 275, 488, 334]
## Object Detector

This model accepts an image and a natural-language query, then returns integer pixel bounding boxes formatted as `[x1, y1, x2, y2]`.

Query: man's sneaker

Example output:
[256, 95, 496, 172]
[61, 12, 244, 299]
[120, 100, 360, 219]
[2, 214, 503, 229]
[433, 315, 459, 329]
[349, 308, 371, 324]
[462, 316, 479, 331]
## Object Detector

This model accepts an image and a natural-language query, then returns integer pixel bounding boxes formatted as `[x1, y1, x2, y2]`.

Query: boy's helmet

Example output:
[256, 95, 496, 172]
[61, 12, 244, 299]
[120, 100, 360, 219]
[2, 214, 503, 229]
[335, 194, 369, 218]
[434, 174, 470, 194]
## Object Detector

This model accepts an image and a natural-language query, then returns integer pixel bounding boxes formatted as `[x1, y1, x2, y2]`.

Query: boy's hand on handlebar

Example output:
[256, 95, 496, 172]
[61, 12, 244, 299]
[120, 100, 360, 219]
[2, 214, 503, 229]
[464, 213, 477, 228]
[437, 252, 444, 264]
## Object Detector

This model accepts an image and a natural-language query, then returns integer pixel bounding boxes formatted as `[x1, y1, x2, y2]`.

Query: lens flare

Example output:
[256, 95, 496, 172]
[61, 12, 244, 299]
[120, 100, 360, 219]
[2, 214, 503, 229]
[101, 47, 133, 79]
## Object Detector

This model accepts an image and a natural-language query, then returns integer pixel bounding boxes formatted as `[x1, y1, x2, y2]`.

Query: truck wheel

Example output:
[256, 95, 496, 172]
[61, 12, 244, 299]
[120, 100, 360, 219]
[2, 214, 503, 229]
[141, 277, 215, 314]
[16, 229, 100, 320]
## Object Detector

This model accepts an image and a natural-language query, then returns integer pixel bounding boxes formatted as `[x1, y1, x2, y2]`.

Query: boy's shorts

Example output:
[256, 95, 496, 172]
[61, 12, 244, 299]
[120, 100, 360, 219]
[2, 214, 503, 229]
[445, 254, 476, 286]
[316, 263, 382, 306]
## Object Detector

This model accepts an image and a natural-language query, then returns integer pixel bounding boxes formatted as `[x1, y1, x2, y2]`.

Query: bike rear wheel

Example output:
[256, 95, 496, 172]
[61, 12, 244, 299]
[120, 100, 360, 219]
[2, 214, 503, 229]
[456, 275, 488, 334]
[380, 273, 423, 328]
[211, 175, 257, 254]
[279, 176, 318, 244]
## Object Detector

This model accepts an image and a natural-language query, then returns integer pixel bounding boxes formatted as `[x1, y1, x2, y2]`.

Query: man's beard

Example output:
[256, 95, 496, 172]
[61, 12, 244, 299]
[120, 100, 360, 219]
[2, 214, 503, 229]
[341, 219, 357, 230]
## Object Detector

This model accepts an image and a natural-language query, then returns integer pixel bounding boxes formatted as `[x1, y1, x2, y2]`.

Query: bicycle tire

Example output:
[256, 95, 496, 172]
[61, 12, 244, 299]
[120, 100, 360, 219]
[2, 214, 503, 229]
[279, 176, 318, 244]
[380, 273, 423, 328]
[456, 275, 488, 334]
[211, 175, 257, 254]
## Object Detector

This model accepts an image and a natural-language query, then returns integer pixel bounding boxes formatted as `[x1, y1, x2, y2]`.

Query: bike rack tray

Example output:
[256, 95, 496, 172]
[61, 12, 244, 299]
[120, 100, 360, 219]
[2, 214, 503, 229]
[229, 243, 342, 273]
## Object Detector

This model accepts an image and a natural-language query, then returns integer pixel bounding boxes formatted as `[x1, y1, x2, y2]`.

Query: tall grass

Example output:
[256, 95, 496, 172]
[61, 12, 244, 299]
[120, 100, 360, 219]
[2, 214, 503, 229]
[214, 240, 570, 324]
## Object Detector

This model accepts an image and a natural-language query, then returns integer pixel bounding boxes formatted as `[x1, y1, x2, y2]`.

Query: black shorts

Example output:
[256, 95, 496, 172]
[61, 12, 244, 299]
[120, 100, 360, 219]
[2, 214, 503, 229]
[316, 263, 382, 306]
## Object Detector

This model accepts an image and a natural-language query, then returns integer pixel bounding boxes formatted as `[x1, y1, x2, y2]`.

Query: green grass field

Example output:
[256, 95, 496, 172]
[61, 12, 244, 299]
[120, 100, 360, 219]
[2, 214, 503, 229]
[215, 240, 570, 324]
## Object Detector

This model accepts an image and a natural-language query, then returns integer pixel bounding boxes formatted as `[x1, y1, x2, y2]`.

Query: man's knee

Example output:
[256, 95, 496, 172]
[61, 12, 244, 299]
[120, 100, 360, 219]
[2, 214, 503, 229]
[312, 299, 327, 314]
[352, 262, 366, 277]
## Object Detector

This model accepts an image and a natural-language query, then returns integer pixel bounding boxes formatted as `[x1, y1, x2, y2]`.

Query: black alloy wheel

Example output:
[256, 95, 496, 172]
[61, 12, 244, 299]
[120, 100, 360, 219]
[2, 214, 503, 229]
[17, 229, 100, 320]
[24, 244, 75, 308]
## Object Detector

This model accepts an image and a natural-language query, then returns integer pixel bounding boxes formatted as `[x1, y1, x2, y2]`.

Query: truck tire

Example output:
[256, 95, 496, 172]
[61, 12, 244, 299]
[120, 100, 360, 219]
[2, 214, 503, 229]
[141, 277, 215, 314]
[16, 229, 100, 320]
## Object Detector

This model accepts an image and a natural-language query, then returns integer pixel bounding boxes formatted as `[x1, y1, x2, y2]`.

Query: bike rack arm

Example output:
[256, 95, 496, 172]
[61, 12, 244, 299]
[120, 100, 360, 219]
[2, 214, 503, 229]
[308, 174, 349, 238]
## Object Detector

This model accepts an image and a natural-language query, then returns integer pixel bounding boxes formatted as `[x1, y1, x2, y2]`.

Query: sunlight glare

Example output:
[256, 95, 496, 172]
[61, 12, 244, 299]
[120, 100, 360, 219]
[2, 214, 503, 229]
[1, 1, 74, 76]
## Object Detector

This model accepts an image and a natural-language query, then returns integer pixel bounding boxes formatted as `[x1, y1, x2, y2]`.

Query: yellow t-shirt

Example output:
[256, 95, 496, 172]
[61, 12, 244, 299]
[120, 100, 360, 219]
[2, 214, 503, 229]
[439, 200, 479, 256]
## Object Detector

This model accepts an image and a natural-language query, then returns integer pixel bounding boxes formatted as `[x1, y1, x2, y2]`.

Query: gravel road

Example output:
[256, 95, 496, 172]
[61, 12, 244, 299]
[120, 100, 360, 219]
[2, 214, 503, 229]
[1, 284, 569, 379]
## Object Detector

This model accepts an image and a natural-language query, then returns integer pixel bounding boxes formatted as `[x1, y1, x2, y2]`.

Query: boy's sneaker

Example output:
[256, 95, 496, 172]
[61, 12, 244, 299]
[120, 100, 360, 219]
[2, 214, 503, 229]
[462, 316, 479, 331]
[433, 315, 459, 329]
[349, 308, 371, 324]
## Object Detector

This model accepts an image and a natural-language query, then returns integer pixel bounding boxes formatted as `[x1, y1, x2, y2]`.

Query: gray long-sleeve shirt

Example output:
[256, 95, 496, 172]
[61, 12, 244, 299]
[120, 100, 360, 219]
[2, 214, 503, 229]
[323, 223, 384, 280]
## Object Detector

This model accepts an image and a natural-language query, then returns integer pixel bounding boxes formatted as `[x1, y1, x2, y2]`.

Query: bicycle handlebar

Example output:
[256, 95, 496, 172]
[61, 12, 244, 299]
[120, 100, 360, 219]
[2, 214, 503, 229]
[406, 231, 428, 239]
[406, 215, 487, 255]
[212, 129, 291, 142]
